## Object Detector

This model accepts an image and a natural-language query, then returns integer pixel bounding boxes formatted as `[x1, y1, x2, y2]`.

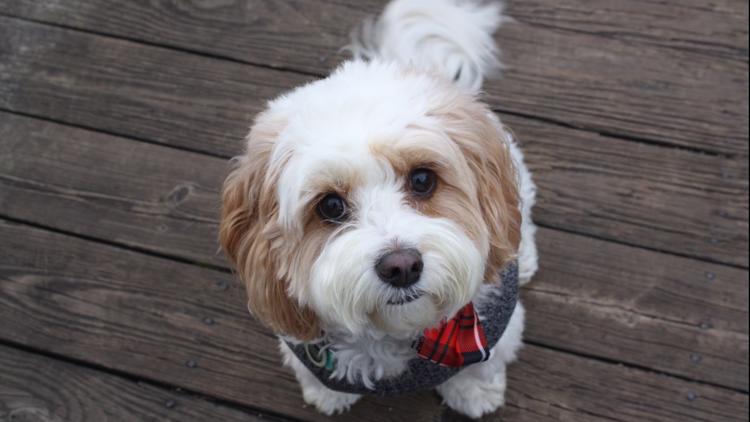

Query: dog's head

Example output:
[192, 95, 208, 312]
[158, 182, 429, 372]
[220, 61, 520, 341]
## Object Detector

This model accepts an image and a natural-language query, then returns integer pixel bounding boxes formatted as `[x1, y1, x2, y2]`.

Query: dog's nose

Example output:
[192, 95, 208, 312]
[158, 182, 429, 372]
[375, 248, 423, 288]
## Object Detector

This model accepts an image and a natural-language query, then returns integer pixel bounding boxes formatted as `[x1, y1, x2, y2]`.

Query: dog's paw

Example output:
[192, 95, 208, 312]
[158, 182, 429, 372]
[301, 384, 361, 415]
[437, 372, 506, 419]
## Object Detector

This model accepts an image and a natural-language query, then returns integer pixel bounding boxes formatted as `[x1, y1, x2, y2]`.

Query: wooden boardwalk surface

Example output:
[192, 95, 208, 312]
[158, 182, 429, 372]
[0, 1, 747, 421]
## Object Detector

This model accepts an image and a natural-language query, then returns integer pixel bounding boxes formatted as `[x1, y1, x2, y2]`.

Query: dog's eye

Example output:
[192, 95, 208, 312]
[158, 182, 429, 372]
[317, 193, 349, 222]
[409, 169, 437, 198]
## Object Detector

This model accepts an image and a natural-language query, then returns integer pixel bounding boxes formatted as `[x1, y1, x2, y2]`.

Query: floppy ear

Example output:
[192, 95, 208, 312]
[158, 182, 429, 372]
[439, 102, 521, 282]
[219, 114, 321, 341]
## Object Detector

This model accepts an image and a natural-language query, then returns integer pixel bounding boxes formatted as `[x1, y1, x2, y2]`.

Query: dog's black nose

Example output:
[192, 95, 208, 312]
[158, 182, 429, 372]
[375, 249, 423, 288]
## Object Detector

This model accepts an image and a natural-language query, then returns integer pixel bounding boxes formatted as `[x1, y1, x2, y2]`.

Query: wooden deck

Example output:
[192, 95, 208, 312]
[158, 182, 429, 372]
[0, 1, 747, 421]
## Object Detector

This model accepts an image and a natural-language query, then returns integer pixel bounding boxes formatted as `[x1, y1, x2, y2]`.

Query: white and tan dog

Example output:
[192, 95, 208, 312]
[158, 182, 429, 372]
[220, 0, 538, 418]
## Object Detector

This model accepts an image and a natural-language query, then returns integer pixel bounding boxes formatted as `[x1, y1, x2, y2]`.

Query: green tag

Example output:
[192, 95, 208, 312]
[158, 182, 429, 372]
[304, 343, 336, 370]
[324, 349, 335, 370]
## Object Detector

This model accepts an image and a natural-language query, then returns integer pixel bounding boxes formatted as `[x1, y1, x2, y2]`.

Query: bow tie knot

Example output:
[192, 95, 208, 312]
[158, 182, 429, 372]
[413, 303, 490, 368]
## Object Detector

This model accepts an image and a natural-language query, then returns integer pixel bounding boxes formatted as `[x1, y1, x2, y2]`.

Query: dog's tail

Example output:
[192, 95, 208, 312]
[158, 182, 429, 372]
[346, 0, 506, 92]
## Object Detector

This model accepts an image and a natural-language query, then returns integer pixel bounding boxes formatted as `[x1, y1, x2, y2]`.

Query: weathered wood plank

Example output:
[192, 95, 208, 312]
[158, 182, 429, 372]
[0, 220, 747, 422]
[527, 227, 749, 392]
[505, 114, 748, 268]
[3, 0, 745, 68]
[500, 345, 749, 422]
[1, 113, 747, 390]
[0, 16, 312, 159]
[0, 0, 746, 155]
[1, 21, 746, 265]
[488, 21, 747, 157]
[0, 220, 442, 422]
[0, 113, 226, 267]
[508, 115, 748, 267]
[0, 345, 277, 422]
[507, 0, 749, 61]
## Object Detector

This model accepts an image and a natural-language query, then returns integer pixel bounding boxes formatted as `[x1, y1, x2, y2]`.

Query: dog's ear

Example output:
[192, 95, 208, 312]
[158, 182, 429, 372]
[219, 113, 321, 341]
[440, 102, 521, 281]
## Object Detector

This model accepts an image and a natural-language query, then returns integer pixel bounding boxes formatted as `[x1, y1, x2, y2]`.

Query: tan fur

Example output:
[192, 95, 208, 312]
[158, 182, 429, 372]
[431, 96, 522, 283]
[219, 114, 321, 341]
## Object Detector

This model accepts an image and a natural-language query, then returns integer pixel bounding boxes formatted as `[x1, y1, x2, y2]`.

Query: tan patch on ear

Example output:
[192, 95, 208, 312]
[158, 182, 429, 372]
[432, 98, 522, 283]
[219, 112, 321, 340]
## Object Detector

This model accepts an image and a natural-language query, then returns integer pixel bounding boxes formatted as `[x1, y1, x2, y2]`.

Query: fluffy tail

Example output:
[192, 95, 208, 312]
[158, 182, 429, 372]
[346, 0, 506, 92]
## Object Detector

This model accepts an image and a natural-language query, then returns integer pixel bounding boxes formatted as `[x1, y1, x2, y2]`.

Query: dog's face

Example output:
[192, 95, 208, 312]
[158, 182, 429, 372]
[221, 62, 520, 341]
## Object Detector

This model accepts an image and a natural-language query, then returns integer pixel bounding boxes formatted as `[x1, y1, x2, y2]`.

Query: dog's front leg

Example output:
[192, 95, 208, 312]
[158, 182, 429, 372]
[436, 303, 525, 419]
[279, 340, 361, 415]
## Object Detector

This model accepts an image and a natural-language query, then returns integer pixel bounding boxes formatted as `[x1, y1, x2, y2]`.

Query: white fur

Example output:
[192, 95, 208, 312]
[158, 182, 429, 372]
[512, 140, 539, 284]
[347, 0, 506, 92]
[251, 0, 538, 418]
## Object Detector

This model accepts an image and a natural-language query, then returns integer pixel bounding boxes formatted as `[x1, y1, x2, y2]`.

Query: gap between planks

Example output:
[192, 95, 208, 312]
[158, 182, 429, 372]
[0, 10, 738, 160]
[1, 16, 745, 266]
[0, 337, 302, 422]
[0, 218, 747, 422]
[0, 213, 745, 396]
[1, 104, 744, 272]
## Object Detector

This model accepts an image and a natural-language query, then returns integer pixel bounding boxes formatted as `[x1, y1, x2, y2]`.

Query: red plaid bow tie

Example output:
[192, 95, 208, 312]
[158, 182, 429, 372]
[414, 303, 490, 368]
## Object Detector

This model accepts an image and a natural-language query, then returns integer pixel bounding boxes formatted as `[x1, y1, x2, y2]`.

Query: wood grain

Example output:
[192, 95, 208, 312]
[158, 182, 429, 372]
[0, 0, 746, 155]
[527, 227, 749, 392]
[1, 21, 746, 266]
[0, 112, 227, 267]
[507, 0, 749, 61]
[505, 113, 748, 268]
[487, 20, 748, 157]
[0, 345, 278, 422]
[0, 113, 746, 390]
[0, 16, 312, 158]
[0, 220, 747, 422]
[0, 220, 443, 422]
[499, 345, 749, 422]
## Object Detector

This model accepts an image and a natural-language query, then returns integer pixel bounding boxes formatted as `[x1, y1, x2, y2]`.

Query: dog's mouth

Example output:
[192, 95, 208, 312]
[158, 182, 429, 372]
[386, 290, 423, 306]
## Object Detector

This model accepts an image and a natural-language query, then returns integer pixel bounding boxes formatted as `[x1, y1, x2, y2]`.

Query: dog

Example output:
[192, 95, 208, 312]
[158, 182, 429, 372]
[219, 0, 538, 418]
